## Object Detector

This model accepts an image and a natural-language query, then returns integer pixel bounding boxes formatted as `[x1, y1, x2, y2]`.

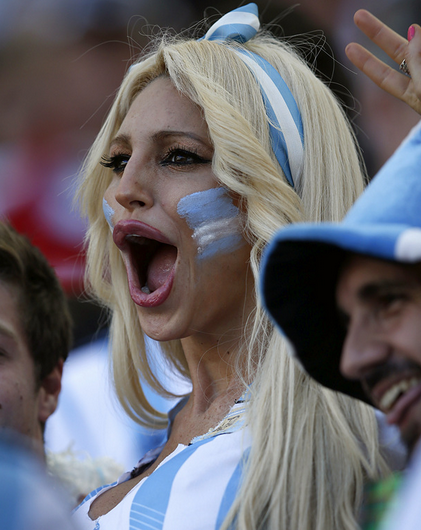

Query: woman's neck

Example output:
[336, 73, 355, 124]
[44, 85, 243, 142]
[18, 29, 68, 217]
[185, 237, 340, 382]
[180, 332, 245, 415]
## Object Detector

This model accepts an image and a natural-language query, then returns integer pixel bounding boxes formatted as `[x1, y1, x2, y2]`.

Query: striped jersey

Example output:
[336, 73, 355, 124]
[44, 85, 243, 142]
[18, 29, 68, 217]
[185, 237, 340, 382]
[72, 396, 251, 530]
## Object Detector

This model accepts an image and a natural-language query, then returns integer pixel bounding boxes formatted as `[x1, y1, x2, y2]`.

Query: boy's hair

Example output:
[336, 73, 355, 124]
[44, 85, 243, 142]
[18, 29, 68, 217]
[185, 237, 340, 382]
[0, 222, 72, 383]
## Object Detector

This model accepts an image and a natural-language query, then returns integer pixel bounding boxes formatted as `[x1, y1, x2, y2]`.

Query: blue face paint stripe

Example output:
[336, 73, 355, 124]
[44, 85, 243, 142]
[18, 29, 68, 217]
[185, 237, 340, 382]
[199, 234, 244, 260]
[177, 187, 245, 260]
[177, 188, 239, 227]
[103, 197, 115, 230]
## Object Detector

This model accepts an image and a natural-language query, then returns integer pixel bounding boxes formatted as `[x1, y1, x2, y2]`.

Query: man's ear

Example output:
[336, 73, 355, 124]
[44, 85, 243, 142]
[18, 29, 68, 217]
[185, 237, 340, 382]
[37, 358, 63, 424]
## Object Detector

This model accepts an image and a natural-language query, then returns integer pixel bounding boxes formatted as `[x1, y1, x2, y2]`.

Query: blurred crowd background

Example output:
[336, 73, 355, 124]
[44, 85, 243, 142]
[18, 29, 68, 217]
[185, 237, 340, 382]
[0, 0, 420, 469]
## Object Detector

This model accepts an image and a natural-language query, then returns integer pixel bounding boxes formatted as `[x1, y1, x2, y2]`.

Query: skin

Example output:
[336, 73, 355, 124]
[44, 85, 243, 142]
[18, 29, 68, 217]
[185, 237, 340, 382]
[337, 255, 421, 453]
[0, 281, 62, 457]
[92, 77, 255, 518]
[345, 10, 421, 114]
[104, 76, 253, 345]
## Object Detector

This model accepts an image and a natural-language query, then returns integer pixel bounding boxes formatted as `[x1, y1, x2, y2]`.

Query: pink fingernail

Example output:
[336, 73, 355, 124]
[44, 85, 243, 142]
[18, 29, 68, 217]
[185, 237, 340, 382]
[408, 25, 415, 42]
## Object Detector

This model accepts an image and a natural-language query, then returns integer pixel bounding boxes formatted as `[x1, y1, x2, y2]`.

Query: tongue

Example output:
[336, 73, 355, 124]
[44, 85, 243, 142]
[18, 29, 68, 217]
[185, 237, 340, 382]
[146, 245, 177, 292]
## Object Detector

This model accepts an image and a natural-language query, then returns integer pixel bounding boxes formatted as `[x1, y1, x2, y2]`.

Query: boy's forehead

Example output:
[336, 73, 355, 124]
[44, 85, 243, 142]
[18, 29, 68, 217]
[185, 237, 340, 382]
[0, 281, 29, 353]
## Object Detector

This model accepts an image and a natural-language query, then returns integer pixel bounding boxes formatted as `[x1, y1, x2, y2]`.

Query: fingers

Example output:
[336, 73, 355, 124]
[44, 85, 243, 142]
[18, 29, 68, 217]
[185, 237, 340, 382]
[353, 9, 407, 64]
[345, 42, 410, 101]
[407, 24, 421, 111]
[346, 11, 421, 115]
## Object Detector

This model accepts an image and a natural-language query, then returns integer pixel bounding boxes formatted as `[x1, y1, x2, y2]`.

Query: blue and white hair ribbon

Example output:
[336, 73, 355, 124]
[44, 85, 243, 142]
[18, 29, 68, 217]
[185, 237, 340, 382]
[201, 3, 304, 188]
[201, 3, 260, 42]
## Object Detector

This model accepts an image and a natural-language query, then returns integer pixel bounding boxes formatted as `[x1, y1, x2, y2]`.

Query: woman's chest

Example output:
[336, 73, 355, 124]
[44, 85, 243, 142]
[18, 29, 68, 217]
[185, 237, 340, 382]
[74, 429, 251, 530]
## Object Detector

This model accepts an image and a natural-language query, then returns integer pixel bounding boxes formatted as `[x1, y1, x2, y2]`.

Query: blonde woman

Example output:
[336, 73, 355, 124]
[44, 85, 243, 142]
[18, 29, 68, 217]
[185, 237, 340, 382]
[73, 4, 397, 530]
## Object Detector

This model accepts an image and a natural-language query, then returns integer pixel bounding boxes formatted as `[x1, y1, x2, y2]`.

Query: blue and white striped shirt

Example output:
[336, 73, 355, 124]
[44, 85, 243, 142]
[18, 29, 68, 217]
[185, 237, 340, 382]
[72, 397, 251, 530]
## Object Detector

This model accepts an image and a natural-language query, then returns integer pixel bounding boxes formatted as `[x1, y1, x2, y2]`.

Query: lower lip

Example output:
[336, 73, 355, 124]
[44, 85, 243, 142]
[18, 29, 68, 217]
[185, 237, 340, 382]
[126, 259, 176, 308]
[386, 383, 421, 428]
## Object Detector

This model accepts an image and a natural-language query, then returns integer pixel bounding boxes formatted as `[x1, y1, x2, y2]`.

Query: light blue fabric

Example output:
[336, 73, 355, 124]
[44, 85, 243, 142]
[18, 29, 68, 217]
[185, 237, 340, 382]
[200, 3, 259, 43]
[129, 438, 220, 530]
[0, 433, 78, 530]
[215, 447, 250, 529]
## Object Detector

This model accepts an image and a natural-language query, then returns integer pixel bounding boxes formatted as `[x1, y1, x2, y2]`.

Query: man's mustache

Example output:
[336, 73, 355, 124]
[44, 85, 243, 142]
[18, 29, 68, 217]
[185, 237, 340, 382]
[362, 358, 421, 398]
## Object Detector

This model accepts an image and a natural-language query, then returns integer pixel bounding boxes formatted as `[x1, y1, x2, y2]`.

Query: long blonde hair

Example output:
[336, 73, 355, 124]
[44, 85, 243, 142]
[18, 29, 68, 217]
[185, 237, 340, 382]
[79, 29, 388, 530]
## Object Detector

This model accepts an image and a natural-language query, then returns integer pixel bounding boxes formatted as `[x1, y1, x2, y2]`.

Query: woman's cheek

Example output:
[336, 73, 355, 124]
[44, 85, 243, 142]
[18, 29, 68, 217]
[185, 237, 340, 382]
[177, 187, 245, 260]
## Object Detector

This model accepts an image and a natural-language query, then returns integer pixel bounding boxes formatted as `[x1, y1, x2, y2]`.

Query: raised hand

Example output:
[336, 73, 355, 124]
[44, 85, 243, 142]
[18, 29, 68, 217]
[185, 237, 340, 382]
[345, 9, 421, 114]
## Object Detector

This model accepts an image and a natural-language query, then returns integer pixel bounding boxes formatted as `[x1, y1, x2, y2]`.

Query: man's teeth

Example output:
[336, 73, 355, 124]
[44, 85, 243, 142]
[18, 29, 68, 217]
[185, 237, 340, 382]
[379, 378, 421, 412]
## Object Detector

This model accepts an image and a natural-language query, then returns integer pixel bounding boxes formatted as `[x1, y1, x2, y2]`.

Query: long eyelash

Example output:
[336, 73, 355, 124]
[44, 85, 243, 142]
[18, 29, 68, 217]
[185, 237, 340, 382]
[100, 153, 130, 174]
[162, 145, 209, 164]
[100, 155, 119, 168]
[164, 145, 196, 157]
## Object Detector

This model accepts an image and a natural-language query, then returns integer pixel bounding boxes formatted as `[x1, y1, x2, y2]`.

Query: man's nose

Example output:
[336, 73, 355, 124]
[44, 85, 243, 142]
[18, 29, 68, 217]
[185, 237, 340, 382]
[340, 318, 388, 380]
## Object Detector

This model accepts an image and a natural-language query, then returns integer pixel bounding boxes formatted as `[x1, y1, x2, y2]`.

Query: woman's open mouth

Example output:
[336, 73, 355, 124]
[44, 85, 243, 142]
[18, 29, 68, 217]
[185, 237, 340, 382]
[113, 220, 177, 307]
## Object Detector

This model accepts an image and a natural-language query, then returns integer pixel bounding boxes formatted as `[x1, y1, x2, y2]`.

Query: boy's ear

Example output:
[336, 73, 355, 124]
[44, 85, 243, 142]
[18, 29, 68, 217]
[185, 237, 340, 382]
[37, 358, 63, 424]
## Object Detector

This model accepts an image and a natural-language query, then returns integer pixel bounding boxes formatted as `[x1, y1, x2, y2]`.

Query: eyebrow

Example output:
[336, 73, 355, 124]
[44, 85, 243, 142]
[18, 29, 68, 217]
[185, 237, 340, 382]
[109, 134, 131, 151]
[336, 279, 420, 326]
[109, 130, 211, 151]
[357, 280, 418, 302]
[151, 130, 210, 144]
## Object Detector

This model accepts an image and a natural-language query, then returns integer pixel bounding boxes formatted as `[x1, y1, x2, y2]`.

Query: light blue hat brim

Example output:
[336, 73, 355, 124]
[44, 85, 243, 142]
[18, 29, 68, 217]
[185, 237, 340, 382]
[264, 221, 421, 264]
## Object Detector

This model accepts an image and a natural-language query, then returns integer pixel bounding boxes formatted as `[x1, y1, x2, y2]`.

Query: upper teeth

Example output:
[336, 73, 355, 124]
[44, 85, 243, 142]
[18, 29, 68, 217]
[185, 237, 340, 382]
[126, 234, 148, 244]
[379, 378, 421, 412]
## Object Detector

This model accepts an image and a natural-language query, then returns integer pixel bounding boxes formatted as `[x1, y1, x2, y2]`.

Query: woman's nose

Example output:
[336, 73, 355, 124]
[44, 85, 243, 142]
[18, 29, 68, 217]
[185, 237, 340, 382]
[114, 160, 154, 211]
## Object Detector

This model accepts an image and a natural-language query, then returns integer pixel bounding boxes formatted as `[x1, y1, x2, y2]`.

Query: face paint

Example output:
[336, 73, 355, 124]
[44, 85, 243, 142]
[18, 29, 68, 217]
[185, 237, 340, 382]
[177, 187, 245, 259]
[103, 198, 115, 231]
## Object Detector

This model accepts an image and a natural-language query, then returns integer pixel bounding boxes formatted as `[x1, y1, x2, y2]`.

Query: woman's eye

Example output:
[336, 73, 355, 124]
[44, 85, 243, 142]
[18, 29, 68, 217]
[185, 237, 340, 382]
[161, 148, 209, 167]
[100, 154, 130, 175]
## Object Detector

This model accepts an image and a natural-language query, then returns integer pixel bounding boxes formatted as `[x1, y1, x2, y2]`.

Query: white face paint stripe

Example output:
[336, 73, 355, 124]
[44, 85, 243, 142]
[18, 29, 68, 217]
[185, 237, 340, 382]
[177, 187, 245, 260]
[193, 217, 243, 254]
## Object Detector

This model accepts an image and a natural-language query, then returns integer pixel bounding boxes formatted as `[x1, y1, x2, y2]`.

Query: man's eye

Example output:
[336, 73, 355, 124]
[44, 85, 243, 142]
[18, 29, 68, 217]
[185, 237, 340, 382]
[100, 154, 130, 174]
[380, 294, 405, 307]
[375, 294, 407, 320]
[161, 148, 209, 167]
